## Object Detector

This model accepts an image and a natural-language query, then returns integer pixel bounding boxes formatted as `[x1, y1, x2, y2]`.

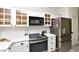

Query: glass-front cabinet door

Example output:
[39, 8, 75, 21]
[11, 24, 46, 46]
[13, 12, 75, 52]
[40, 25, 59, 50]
[0, 8, 11, 26]
[16, 9, 28, 26]
[0, 8, 28, 27]
[44, 14, 51, 26]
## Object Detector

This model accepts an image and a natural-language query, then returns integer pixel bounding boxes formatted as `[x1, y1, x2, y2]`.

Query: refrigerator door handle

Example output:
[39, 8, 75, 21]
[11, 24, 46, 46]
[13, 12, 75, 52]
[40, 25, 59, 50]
[71, 32, 73, 34]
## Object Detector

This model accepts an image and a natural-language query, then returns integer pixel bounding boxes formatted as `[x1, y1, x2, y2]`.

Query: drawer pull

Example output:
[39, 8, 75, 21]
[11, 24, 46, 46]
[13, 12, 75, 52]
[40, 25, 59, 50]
[51, 38, 53, 39]
[27, 45, 28, 47]
[51, 48, 53, 49]
[51, 42, 53, 44]
[21, 43, 23, 45]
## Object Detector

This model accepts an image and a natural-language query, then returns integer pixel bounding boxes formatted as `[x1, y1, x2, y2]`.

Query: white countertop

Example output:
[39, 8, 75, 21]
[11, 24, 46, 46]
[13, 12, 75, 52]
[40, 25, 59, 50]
[0, 36, 29, 51]
[0, 42, 12, 51]
[45, 33, 56, 37]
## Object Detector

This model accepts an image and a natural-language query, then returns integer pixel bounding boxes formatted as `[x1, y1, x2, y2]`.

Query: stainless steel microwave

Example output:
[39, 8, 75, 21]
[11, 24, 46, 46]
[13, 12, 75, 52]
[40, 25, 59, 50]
[29, 16, 44, 26]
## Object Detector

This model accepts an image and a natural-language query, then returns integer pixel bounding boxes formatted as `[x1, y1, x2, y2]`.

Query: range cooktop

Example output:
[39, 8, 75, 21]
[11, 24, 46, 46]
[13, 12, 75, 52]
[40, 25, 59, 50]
[29, 33, 48, 40]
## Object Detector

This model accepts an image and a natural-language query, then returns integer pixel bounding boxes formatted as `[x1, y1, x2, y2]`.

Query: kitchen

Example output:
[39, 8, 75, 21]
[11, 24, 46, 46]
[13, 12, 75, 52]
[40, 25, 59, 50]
[0, 7, 78, 52]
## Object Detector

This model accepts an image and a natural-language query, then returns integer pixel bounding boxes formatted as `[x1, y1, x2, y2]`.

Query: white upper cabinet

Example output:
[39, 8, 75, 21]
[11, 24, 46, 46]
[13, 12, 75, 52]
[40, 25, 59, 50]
[44, 13, 51, 26]
[15, 8, 28, 26]
[0, 8, 11, 27]
[11, 8, 29, 27]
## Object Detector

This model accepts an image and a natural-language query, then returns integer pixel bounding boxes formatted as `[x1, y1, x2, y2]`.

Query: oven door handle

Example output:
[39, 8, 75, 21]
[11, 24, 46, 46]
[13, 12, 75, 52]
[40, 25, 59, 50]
[30, 39, 47, 44]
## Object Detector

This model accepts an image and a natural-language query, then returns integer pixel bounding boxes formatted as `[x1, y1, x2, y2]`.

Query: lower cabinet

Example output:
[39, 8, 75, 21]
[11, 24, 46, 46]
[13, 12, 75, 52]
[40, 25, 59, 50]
[48, 37, 56, 52]
[8, 41, 29, 52]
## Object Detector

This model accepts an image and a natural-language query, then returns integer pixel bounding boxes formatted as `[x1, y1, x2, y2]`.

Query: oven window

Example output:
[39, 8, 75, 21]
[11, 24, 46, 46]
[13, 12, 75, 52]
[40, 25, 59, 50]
[30, 40, 47, 52]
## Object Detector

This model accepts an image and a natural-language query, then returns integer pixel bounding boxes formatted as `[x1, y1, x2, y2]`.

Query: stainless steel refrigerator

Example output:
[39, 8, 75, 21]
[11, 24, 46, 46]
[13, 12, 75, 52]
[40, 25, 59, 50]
[50, 17, 72, 52]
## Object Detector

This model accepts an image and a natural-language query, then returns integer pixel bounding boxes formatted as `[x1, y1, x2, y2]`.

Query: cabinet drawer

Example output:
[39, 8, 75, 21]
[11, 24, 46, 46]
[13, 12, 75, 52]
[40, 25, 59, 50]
[48, 47, 54, 52]
[48, 41, 54, 46]
[48, 44, 55, 48]
[48, 45, 55, 52]
[49, 37, 55, 40]
[48, 40, 55, 45]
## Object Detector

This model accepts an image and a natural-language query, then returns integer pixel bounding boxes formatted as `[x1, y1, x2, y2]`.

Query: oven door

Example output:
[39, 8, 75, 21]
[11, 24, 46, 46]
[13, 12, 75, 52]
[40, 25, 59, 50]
[30, 40, 47, 52]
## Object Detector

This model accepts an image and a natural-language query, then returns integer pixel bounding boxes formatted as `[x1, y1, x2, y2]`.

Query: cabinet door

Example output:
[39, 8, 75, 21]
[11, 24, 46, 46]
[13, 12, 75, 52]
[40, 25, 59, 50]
[44, 14, 51, 26]
[16, 9, 28, 26]
[48, 37, 56, 52]
[48, 45, 55, 52]
[0, 8, 11, 26]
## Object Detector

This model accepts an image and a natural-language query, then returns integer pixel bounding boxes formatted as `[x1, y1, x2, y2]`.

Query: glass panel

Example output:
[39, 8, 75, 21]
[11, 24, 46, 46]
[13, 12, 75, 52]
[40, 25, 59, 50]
[5, 9, 11, 13]
[5, 15, 11, 19]
[21, 12, 27, 15]
[48, 14, 50, 17]
[16, 21, 21, 24]
[5, 19, 11, 24]
[48, 18, 50, 21]
[21, 16, 27, 20]
[0, 22, 3, 24]
[0, 20, 4, 24]
[48, 22, 50, 25]
[0, 8, 4, 13]
[0, 14, 3, 19]
[22, 22, 27, 24]
[16, 15, 21, 19]
[5, 21, 10, 24]
[45, 18, 47, 21]
[22, 20, 26, 22]
[16, 15, 21, 25]
[45, 14, 48, 17]
[45, 22, 47, 24]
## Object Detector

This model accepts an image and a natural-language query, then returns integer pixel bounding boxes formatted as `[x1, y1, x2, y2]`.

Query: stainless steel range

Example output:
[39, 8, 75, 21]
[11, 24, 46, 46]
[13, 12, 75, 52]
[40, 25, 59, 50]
[29, 33, 48, 52]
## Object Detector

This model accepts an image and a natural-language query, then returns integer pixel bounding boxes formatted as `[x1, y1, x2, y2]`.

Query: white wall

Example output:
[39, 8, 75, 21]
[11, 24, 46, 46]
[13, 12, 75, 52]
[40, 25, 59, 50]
[69, 7, 78, 45]
[0, 26, 49, 41]
[78, 9, 79, 42]
[71, 16, 78, 45]
[58, 7, 70, 17]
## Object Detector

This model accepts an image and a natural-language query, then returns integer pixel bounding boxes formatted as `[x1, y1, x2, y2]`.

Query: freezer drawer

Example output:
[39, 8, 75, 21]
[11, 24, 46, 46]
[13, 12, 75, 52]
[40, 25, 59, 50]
[59, 40, 71, 52]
